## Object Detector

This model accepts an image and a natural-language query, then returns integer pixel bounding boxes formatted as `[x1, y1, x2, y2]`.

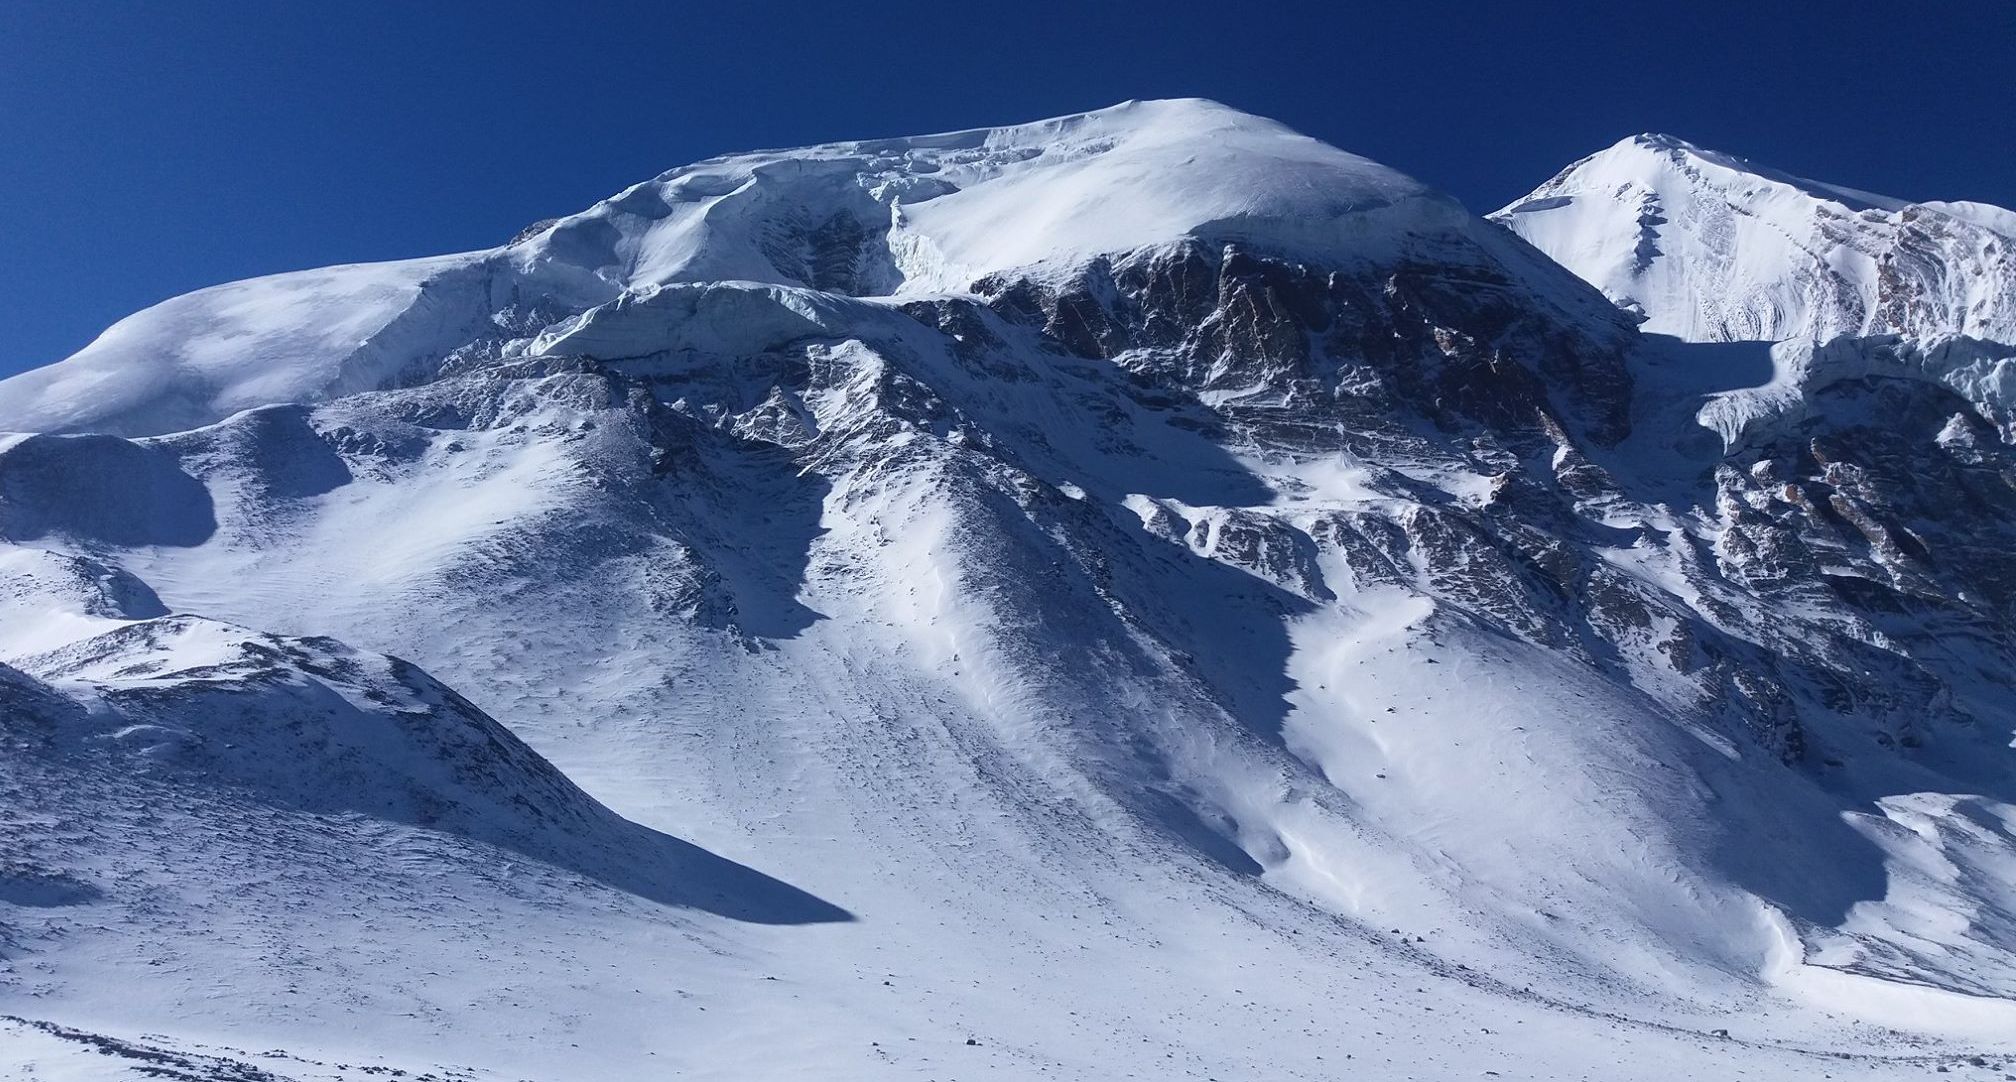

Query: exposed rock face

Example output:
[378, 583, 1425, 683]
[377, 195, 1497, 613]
[978, 238, 1639, 448]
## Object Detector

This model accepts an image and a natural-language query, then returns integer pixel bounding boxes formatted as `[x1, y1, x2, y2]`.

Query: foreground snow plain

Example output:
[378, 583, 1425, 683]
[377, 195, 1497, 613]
[2, 100, 2013, 1080]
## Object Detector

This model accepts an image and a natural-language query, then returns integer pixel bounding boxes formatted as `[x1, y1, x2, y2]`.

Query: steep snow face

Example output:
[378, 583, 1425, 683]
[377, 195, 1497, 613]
[1492, 134, 2016, 345]
[0, 99, 1486, 439]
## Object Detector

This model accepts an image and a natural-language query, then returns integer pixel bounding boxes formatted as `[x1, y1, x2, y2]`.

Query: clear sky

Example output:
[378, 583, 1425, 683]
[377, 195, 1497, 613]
[3, 0, 2011, 377]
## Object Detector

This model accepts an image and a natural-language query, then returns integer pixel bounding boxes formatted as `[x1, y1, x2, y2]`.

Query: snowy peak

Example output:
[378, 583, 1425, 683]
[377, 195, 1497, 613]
[1493, 133, 2016, 344]
[524, 96, 1466, 298]
[1599, 132, 1909, 212]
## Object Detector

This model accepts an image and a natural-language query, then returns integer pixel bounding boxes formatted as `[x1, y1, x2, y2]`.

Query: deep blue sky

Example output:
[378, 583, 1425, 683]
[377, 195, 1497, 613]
[4, 0, 2012, 377]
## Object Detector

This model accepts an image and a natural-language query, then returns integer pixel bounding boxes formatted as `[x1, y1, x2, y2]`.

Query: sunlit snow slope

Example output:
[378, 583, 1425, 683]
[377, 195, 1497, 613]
[3, 100, 2014, 1081]
[1492, 133, 2016, 345]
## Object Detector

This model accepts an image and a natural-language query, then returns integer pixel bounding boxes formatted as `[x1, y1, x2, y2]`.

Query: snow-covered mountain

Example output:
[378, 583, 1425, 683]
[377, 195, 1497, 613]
[3, 100, 2014, 1080]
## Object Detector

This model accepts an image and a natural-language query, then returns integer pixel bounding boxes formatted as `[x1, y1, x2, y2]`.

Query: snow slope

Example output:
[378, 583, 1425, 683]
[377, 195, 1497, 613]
[3, 102, 2015, 1080]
